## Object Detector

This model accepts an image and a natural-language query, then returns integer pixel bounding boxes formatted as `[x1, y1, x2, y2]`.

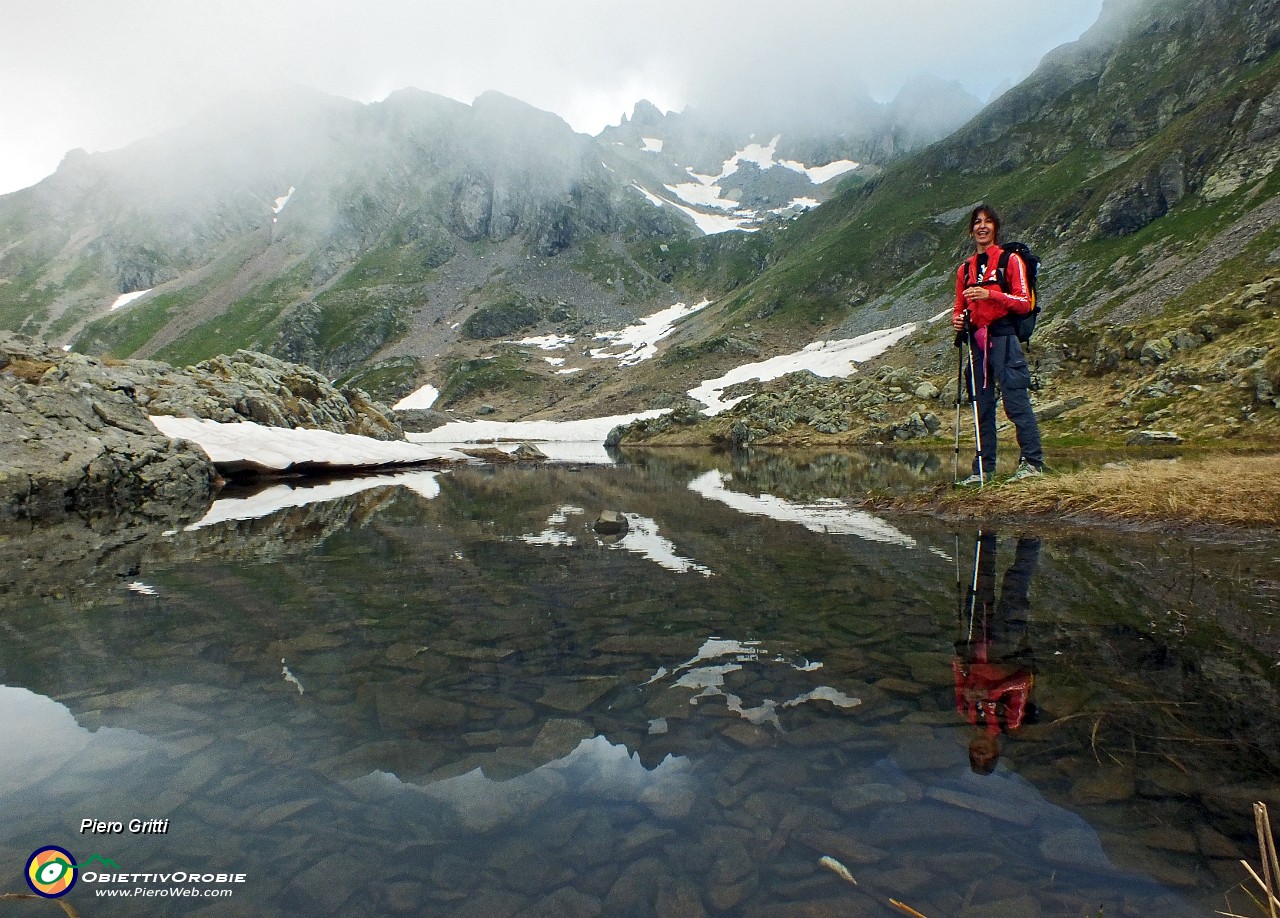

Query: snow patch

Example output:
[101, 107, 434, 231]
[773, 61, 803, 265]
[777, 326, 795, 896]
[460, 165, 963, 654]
[688, 323, 917, 415]
[641, 137, 664, 153]
[591, 299, 712, 366]
[149, 415, 457, 472]
[664, 182, 741, 212]
[667, 199, 757, 235]
[515, 334, 576, 350]
[393, 384, 439, 411]
[779, 159, 859, 184]
[110, 289, 152, 312]
[400, 318, 920, 460]
[705, 135, 781, 183]
[736, 136, 780, 171]
[408, 411, 666, 446]
[272, 186, 295, 214]
[630, 183, 666, 208]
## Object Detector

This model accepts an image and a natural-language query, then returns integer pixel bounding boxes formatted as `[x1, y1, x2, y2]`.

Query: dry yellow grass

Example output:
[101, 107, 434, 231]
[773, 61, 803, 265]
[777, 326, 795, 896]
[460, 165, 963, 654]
[938, 453, 1280, 527]
[4, 358, 55, 383]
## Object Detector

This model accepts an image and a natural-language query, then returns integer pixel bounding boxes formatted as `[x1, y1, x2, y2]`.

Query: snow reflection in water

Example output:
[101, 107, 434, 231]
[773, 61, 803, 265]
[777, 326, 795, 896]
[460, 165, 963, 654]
[2, 453, 1277, 918]
[647, 638, 861, 730]
[358, 736, 694, 835]
[188, 469, 443, 529]
[688, 468, 916, 546]
[521, 506, 715, 576]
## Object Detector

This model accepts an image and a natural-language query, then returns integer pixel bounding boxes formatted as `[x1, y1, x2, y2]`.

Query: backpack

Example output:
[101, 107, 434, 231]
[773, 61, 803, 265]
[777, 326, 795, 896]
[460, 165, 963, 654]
[967, 242, 1041, 343]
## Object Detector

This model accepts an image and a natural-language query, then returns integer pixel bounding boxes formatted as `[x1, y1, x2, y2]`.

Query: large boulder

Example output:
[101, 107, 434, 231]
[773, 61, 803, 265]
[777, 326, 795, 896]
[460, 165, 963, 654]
[0, 359, 218, 521]
[0, 332, 407, 519]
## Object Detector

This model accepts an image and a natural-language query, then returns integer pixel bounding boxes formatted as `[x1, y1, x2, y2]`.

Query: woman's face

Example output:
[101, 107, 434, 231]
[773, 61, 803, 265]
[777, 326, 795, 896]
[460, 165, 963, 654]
[970, 211, 998, 248]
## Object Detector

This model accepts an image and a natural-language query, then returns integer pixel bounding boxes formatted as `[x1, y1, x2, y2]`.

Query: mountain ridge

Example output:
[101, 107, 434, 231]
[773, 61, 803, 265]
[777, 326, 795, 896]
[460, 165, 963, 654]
[1, 0, 1278, 446]
[0, 77, 955, 413]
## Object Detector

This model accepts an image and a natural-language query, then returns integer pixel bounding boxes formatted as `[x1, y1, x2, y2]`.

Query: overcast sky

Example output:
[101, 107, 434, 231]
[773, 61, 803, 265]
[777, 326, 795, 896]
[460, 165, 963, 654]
[0, 0, 1105, 195]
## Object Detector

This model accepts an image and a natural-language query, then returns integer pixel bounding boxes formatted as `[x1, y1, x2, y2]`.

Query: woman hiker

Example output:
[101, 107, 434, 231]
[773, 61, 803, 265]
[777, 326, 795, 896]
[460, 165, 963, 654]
[950, 204, 1044, 485]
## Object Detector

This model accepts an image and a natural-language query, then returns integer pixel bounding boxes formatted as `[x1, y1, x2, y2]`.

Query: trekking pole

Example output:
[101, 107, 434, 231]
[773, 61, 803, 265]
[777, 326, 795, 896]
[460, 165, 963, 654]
[965, 321, 985, 487]
[954, 532, 962, 623]
[966, 529, 983, 644]
[953, 335, 964, 483]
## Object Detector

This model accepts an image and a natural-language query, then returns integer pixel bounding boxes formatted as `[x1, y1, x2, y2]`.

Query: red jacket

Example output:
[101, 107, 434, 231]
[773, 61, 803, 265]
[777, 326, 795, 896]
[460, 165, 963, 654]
[954, 244, 1033, 331]
[954, 661, 1034, 735]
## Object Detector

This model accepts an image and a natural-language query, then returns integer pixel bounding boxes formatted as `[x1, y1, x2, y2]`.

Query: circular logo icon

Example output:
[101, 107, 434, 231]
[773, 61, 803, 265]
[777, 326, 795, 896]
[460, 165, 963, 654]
[25, 846, 77, 898]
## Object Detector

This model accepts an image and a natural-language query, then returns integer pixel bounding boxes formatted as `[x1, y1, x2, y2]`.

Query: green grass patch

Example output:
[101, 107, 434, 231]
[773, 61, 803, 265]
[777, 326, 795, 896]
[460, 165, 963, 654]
[438, 354, 544, 405]
[318, 292, 397, 353]
[76, 290, 184, 357]
[336, 356, 421, 402]
[461, 290, 544, 340]
[75, 239, 262, 359]
[329, 228, 453, 293]
[156, 297, 287, 366]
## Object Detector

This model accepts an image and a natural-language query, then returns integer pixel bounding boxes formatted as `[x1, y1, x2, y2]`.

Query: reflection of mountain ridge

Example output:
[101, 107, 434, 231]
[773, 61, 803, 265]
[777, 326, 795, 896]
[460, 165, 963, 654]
[3, 453, 1279, 916]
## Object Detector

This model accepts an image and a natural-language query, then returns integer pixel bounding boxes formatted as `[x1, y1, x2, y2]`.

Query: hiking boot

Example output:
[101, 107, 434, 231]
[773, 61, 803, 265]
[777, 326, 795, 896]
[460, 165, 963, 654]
[1009, 460, 1043, 482]
[955, 473, 987, 487]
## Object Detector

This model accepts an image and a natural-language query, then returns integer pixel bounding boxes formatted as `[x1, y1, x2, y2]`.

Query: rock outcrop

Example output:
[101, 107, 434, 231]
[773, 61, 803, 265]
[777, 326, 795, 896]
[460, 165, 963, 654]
[48, 346, 404, 440]
[1, 337, 217, 520]
[1, 332, 406, 519]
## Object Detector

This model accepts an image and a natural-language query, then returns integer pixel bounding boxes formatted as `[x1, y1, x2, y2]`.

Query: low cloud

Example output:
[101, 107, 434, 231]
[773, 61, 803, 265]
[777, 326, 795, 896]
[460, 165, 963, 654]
[0, 0, 1104, 194]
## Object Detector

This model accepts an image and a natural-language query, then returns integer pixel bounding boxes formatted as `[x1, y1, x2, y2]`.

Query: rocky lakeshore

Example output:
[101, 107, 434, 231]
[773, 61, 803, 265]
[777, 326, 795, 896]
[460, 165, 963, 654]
[0, 332, 409, 521]
[609, 274, 1280, 464]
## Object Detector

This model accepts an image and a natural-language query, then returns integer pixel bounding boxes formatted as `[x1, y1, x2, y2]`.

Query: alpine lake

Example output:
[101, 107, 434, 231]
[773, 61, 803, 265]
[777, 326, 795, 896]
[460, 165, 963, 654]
[2, 447, 1279, 918]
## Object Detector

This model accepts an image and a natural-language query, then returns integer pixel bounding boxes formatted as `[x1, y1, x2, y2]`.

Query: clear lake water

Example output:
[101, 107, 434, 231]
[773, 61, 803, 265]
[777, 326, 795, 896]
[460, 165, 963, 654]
[2, 447, 1279, 917]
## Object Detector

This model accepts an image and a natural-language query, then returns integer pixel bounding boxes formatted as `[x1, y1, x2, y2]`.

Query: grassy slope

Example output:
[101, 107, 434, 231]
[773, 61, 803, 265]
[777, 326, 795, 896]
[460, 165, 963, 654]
[701, 56, 1279, 340]
[607, 0, 1280, 447]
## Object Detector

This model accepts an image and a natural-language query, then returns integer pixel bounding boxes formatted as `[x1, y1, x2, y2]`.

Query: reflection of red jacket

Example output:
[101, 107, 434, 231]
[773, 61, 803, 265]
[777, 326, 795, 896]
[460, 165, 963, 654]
[954, 244, 1033, 330]
[953, 660, 1033, 735]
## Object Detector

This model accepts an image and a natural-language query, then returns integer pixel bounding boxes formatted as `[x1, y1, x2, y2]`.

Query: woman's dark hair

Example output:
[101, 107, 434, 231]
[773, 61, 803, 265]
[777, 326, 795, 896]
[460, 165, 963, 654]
[968, 204, 1002, 243]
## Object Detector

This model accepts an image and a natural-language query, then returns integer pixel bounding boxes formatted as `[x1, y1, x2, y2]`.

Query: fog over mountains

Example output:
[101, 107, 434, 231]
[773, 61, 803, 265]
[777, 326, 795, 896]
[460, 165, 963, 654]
[0, 1, 1105, 195]
[0, 74, 976, 390]
[2, 0, 1278, 441]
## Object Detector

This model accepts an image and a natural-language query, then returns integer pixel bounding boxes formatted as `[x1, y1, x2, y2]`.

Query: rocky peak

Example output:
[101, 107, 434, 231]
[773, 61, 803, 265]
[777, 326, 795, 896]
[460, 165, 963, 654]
[626, 99, 668, 129]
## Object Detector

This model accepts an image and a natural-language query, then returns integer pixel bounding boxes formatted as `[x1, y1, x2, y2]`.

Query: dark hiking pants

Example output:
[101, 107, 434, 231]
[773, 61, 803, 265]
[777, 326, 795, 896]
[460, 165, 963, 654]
[966, 332, 1043, 476]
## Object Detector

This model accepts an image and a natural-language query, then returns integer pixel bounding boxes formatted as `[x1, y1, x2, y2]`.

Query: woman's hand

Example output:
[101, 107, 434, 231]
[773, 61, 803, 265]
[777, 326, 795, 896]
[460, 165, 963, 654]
[962, 285, 990, 301]
[951, 312, 967, 331]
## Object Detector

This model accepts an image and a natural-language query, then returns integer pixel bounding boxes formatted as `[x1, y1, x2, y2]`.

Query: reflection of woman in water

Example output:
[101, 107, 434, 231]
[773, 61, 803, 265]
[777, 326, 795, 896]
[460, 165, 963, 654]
[953, 532, 1041, 774]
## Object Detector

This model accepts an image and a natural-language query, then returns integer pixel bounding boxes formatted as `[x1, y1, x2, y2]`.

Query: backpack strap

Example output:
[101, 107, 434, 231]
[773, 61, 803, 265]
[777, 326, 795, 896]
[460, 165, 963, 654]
[994, 249, 1012, 292]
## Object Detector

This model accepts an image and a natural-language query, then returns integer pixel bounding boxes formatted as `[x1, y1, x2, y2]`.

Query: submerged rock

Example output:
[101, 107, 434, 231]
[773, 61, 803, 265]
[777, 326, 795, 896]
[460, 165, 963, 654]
[594, 510, 630, 535]
[512, 442, 548, 461]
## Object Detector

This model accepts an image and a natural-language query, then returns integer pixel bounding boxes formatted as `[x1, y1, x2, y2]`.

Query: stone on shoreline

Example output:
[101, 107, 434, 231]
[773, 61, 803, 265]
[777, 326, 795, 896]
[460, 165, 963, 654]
[1, 332, 410, 520]
[1126, 430, 1183, 446]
